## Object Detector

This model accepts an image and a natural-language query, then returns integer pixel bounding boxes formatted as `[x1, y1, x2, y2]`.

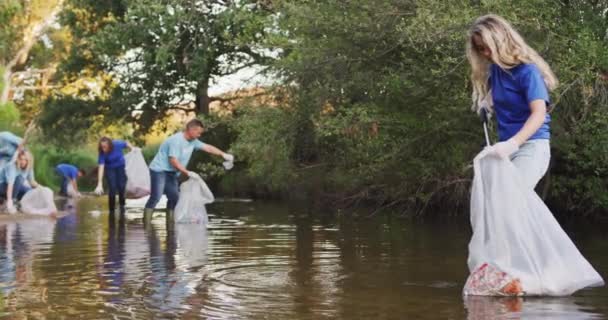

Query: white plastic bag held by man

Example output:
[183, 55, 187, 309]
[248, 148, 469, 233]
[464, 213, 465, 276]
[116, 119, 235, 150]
[174, 172, 214, 224]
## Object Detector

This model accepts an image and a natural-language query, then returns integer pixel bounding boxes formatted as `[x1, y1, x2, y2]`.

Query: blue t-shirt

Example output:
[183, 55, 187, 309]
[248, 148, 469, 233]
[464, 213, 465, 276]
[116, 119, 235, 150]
[0, 162, 34, 185]
[56, 164, 79, 180]
[149, 132, 205, 172]
[98, 140, 128, 169]
[0, 132, 22, 159]
[490, 63, 551, 141]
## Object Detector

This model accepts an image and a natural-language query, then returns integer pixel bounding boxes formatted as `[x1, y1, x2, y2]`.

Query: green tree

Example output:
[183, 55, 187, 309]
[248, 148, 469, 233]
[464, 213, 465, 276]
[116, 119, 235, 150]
[40, 0, 274, 139]
[227, 0, 608, 215]
[0, 0, 63, 106]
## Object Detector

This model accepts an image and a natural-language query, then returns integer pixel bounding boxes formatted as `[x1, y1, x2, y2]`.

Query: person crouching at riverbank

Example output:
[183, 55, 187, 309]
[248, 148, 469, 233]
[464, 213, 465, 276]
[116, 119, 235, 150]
[55, 163, 85, 198]
[0, 150, 38, 214]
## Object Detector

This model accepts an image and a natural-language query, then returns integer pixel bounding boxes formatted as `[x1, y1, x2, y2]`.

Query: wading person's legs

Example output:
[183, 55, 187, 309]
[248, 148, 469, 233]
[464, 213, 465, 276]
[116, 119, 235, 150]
[106, 167, 119, 215]
[510, 139, 551, 189]
[117, 166, 127, 215]
[144, 170, 167, 223]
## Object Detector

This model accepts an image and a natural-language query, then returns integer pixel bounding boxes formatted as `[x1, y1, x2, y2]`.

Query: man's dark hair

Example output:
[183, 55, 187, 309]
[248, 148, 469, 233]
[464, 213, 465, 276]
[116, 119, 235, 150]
[186, 119, 204, 130]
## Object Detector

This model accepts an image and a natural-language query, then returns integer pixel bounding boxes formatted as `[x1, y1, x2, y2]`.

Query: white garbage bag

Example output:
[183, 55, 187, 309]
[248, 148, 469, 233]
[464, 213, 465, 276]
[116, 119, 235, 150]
[174, 173, 214, 224]
[65, 182, 76, 198]
[20, 186, 57, 216]
[125, 149, 151, 199]
[464, 149, 604, 296]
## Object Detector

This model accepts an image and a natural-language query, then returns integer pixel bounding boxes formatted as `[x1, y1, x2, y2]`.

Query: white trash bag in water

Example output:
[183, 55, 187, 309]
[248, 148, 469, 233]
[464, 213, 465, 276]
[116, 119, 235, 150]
[125, 149, 151, 199]
[20, 186, 57, 215]
[66, 182, 77, 198]
[174, 173, 214, 224]
[464, 149, 604, 296]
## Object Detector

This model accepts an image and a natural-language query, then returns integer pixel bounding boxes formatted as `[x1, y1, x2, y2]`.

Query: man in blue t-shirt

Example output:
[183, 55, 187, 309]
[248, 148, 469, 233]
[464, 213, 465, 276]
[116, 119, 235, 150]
[144, 119, 234, 222]
[55, 163, 85, 197]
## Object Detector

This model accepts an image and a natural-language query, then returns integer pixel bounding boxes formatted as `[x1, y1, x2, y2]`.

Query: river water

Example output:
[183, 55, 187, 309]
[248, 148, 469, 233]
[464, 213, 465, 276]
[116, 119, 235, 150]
[0, 197, 606, 319]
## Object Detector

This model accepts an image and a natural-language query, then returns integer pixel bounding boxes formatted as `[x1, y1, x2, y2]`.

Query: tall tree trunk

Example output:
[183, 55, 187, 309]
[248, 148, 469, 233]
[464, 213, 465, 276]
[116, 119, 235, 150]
[1, 1, 63, 105]
[1, 68, 13, 104]
[194, 79, 210, 115]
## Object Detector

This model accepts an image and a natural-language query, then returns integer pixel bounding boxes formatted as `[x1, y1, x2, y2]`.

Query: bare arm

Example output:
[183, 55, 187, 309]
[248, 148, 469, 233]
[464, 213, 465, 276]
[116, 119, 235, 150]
[511, 99, 547, 146]
[201, 144, 228, 157]
[6, 183, 14, 202]
[97, 164, 105, 186]
[169, 157, 189, 176]
[71, 179, 79, 193]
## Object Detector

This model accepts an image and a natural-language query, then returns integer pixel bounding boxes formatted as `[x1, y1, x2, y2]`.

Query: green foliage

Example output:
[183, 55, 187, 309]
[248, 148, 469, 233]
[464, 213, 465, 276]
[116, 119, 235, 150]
[230, 106, 297, 192]
[28, 142, 98, 191]
[0, 102, 23, 133]
[16, 0, 608, 215]
[0, 0, 23, 62]
[41, 0, 274, 139]
[223, 0, 608, 214]
[550, 80, 608, 216]
[38, 95, 100, 144]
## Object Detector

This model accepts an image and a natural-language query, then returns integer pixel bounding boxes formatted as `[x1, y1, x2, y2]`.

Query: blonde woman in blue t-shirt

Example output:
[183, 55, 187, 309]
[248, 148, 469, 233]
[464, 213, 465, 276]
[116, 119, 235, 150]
[0, 150, 37, 214]
[467, 14, 557, 189]
[464, 14, 604, 297]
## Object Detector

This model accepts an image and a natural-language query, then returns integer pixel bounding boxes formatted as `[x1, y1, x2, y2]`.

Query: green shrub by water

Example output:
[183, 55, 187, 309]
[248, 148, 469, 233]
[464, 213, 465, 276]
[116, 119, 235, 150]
[0, 102, 23, 134]
[28, 143, 98, 191]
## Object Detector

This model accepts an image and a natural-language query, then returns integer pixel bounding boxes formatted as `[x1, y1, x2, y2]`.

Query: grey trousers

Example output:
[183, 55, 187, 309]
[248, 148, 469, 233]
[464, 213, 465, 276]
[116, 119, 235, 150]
[510, 139, 551, 189]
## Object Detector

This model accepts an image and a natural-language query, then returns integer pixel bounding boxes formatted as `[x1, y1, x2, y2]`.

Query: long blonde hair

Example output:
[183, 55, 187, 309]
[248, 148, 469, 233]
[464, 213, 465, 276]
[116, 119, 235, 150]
[466, 14, 558, 112]
[17, 150, 34, 172]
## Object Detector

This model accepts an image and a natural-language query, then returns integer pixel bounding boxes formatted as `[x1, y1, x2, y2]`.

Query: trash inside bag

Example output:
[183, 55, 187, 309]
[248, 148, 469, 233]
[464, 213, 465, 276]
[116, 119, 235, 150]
[20, 186, 57, 215]
[174, 173, 214, 224]
[464, 149, 604, 296]
[125, 149, 151, 199]
[463, 263, 522, 296]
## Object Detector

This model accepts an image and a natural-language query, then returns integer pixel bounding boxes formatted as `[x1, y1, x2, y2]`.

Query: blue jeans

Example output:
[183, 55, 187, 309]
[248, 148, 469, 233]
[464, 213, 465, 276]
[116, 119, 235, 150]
[106, 165, 127, 213]
[56, 168, 70, 196]
[0, 175, 30, 201]
[144, 170, 179, 210]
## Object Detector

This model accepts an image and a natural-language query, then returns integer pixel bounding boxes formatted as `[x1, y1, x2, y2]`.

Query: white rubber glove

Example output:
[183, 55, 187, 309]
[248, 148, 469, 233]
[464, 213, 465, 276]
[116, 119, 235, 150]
[187, 171, 198, 178]
[490, 138, 519, 159]
[222, 153, 234, 170]
[132, 147, 142, 152]
[94, 184, 104, 195]
[6, 199, 17, 214]
[223, 161, 234, 170]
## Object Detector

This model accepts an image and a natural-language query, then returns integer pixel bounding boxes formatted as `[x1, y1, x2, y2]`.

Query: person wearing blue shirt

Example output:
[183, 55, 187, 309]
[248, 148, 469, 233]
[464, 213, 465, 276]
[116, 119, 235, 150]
[144, 119, 234, 222]
[464, 15, 605, 298]
[467, 14, 558, 189]
[55, 163, 85, 197]
[94, 137, 137, 216]
[0, 150, 37, 214]
[0, 131, 23, 170]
